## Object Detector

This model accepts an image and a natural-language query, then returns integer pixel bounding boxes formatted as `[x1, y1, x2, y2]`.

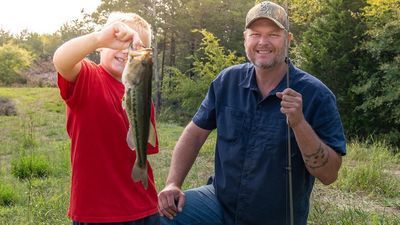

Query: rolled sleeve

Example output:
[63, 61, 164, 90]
[312, 95, 346, 155]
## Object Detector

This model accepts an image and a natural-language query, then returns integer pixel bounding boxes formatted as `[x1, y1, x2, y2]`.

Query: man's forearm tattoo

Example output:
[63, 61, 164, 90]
[302, 143, 329, 169]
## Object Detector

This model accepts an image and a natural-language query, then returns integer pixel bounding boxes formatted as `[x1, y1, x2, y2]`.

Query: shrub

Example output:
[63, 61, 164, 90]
[0, 96, 17, 116]
[11, 155, 51, 180]
[0, 182, 17, 206]
[161, 29, 245, 123]
[0, 43, 33, 85]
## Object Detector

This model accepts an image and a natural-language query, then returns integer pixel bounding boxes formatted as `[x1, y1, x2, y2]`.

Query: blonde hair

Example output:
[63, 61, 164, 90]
[105, 12, 152, 48]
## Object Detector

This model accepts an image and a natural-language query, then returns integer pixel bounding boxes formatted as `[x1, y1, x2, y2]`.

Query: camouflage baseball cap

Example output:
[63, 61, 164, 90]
[245, 1, 288, 30]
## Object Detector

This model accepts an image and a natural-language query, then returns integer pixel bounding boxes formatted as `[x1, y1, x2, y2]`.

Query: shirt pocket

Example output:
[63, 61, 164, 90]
[261, 114, 289, 155]
[217, 106, 245, 142]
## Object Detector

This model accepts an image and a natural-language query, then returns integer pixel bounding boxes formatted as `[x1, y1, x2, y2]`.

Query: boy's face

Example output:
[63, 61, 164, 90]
[100, 48, 128, 79]
[100, 26, 150, 80]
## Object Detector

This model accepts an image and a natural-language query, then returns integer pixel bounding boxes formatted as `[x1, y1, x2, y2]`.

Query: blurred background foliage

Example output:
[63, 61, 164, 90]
[0, 0, 399, 149]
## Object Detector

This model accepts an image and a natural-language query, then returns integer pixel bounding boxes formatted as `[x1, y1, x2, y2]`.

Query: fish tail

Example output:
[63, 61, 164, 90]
[131, 160, 148, 189]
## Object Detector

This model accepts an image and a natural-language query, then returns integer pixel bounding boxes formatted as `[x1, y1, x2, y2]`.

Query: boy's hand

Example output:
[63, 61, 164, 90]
[97, 21, 143, 50]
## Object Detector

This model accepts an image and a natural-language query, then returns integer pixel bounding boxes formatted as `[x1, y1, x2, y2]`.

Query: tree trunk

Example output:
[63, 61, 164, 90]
[188, 37, 196, 77]
[150, 1, 161, 114]
[169, 32, 176, 66]
[157, 31, 167, 114]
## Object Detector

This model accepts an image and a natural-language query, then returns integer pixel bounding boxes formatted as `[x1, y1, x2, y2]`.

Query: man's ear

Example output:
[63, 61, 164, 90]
[288, 32, 293, 42]
[287, 32, 293, 48]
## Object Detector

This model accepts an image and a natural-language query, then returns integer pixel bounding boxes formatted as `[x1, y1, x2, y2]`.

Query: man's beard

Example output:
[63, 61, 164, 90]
[254, 60, 276, 69]
[247, 44, 288, 70]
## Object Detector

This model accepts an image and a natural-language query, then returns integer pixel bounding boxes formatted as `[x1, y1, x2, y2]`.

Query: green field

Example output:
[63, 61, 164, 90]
[0, 88, 399, 224]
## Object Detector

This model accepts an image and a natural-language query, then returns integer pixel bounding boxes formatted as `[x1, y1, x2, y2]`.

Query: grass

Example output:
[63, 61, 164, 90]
[0, 87, 399, 224]
[334, 141, 400, 209]
[309, 200, 400, 225]
[0, 182, 17, 206]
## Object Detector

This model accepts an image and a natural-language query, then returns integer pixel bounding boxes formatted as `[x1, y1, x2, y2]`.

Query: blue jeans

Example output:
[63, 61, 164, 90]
[160, 185, 223, 225]
[73, 213, 160, 225]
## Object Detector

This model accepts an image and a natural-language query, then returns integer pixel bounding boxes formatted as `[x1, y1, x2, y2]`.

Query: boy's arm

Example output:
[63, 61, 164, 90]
[53, 22, 141, 82]
[53, 33, 99, 82]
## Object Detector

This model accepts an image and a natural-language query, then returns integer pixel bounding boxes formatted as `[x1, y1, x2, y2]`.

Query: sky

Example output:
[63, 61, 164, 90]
[0, 0, 101, 34]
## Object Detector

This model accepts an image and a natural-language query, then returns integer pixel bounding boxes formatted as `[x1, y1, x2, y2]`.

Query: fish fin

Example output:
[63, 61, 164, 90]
[131, 161, 148, 189]
[147, 121, 157, 147]
[126, 126, 136, 150]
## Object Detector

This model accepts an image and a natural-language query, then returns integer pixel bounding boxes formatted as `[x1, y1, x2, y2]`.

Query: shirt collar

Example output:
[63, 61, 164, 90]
[239, 64, 257, 90]
[239, 60, 296, 94]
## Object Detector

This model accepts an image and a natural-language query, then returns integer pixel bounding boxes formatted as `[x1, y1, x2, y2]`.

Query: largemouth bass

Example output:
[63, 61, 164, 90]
[122, 46, 156, 189]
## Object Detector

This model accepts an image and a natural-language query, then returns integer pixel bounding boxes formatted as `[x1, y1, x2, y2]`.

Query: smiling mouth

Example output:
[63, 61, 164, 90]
[256, 50, 273, 54]
[115, 57, 127, 63]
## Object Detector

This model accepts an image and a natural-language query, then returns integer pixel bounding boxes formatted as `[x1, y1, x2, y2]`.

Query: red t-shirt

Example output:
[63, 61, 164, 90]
[57, 59, 159, 223]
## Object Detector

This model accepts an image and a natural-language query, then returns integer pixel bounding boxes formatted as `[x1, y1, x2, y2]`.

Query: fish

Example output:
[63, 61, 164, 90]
[122, 46, 157, 189]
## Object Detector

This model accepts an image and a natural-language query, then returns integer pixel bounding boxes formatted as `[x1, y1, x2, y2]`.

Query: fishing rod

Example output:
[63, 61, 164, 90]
[284, 0, 294, 225]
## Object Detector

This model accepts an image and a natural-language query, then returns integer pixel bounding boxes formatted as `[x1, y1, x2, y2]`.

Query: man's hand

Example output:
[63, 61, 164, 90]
[158, 184, 185, 220]
[276, 88, 305, 128]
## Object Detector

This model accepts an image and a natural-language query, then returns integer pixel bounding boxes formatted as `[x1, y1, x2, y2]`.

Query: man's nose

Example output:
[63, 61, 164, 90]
[258, 35, 271, 45]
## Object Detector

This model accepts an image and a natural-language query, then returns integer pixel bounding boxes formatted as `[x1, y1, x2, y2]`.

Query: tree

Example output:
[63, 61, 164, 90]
[14, 31, 44, 60]
[295, 0, 367, 136]
[40, 34, 63, 60]
[0, 43, 34, 85]
[56, 13, 98, 62]
[351, 0, 400, 146]
[0, 29, 12, 46]
[162, 29, 245, 122]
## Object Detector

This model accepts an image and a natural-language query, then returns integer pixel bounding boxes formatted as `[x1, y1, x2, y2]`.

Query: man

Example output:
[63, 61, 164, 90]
[158, 1, 346, 225]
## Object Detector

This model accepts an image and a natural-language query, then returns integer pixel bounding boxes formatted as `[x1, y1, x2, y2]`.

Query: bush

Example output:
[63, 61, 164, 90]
[0, 96, 17, 116]
[0, 43, 33, 86]
[11, 155, 51, 180]
[161, 29, 244, 123]
[0, 183, 18, 206]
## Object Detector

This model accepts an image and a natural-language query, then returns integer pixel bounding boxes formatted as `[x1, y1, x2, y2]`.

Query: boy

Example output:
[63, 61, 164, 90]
[53, 12, 159, 224]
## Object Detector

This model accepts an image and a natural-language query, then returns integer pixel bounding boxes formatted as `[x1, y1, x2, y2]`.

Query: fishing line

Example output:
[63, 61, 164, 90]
[284, 0, 294, 225]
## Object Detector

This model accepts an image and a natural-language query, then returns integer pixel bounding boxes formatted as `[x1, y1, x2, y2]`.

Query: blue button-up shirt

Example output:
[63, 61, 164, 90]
[192, 62, 346, 225]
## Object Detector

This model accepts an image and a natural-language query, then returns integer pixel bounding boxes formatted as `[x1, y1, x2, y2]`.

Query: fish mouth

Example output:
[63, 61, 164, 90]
[129, 45, 153, 59]
[128, 42, 148, 51]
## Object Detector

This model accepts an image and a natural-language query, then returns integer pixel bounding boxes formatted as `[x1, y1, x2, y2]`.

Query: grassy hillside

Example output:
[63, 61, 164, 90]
[0, 88, 399, 224]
